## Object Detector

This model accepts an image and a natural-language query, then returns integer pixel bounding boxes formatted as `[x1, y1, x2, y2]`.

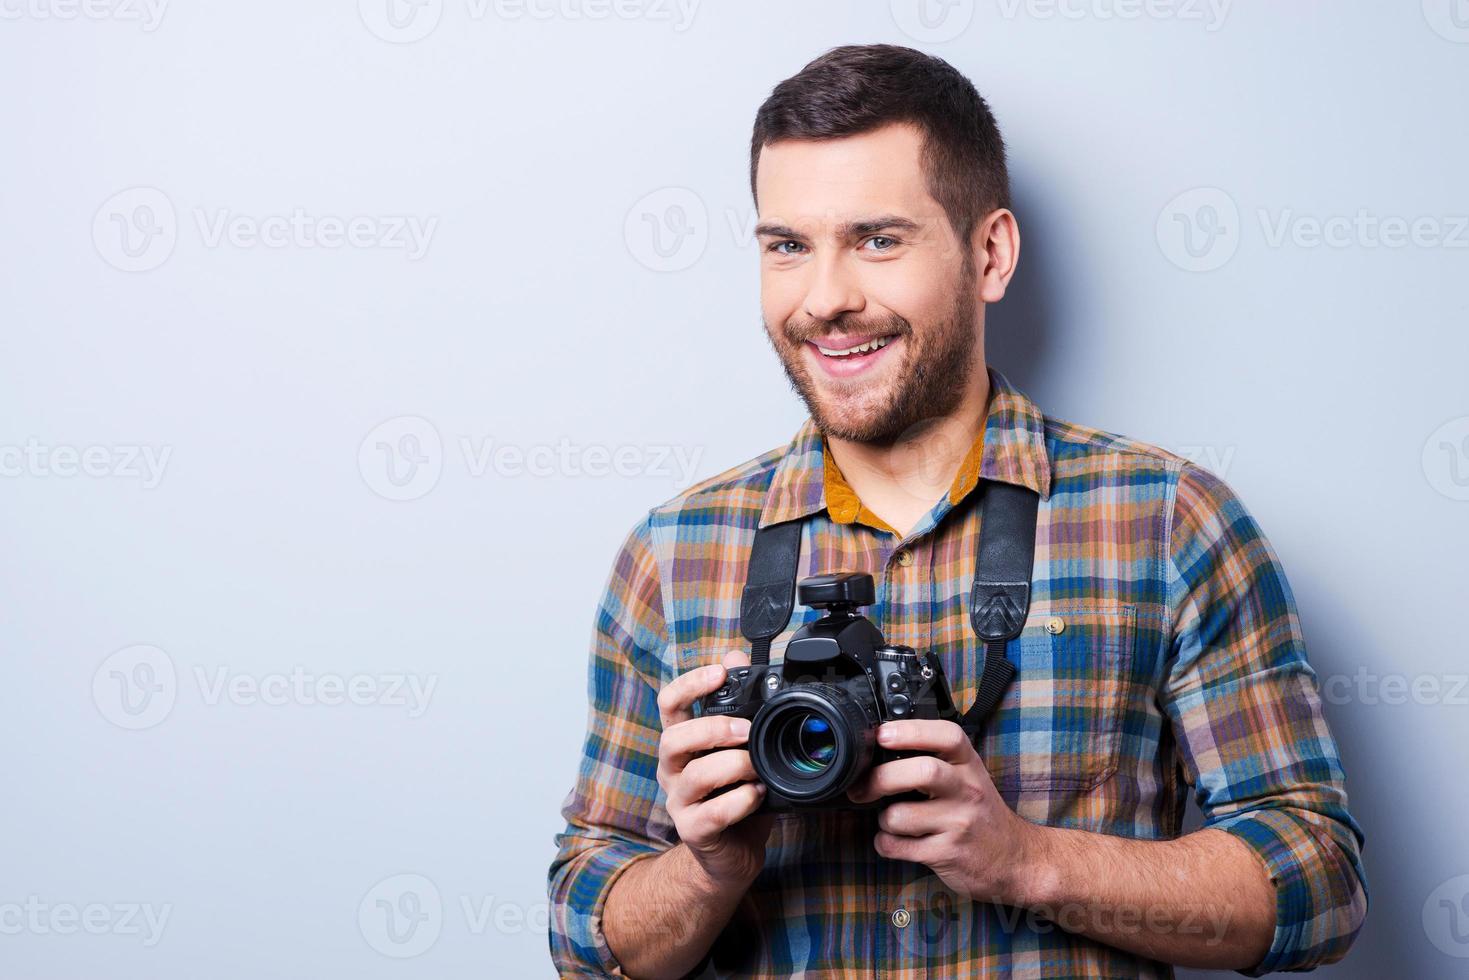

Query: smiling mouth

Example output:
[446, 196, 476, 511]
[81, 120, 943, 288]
[811, 335, 896, 358]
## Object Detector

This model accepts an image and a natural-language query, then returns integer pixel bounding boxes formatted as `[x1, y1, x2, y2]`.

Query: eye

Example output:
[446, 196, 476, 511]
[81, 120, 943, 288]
[862, 235, 900, 252]
[768, 240, 807, 256]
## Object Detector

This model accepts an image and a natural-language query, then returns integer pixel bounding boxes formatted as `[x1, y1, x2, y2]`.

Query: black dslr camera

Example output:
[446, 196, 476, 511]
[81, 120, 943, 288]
[700, 572, 961, 811]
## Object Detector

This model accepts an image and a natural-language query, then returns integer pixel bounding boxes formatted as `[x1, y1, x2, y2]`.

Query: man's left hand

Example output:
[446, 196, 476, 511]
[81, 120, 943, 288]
[847, 719, 1042, 903]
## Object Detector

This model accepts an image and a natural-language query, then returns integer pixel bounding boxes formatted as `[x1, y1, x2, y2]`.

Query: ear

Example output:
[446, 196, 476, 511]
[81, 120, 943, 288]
[970, 208, 1020, 304]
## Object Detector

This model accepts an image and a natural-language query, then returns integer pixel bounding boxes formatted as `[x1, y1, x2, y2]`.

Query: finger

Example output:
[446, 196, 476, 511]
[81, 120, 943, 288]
[657, 661, 732, 728]
[877, 720, 975, 763]
[873, 830, 936, 865]
[659, 716, 752, 775]
[720, 649, 751, 670]
[847, 755, 955, 803]
[877, 800, 954, 838]
[681, 783, 767, 846]
[673, 748, 758, 806]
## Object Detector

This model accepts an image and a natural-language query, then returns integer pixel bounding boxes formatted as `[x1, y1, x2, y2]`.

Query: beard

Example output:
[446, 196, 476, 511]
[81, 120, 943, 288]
[765, 264, 980, 447]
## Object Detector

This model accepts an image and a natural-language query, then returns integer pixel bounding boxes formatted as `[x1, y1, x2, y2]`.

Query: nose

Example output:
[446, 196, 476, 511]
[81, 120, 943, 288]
[802, 253, 864, 323]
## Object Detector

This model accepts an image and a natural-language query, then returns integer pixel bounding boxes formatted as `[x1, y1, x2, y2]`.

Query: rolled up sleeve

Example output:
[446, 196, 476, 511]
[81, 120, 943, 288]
[548, 514, 676, 977]
[1162, 464, 1368, 974]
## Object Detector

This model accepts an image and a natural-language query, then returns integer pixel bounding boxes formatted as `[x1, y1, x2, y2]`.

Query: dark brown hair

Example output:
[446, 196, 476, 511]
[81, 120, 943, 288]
[750, 44, 1011, 244]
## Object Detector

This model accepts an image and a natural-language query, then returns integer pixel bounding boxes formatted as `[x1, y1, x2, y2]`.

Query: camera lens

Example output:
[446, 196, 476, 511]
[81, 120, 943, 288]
[749, 683, 877, 804]
[779, 713, 837, 773]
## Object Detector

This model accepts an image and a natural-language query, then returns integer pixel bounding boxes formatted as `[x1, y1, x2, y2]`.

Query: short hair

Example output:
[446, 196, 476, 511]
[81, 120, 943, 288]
[750, 44, 1012, 243]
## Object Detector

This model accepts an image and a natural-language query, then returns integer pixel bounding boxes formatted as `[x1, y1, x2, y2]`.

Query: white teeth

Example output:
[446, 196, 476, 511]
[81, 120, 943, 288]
[815, 336, 891, 358]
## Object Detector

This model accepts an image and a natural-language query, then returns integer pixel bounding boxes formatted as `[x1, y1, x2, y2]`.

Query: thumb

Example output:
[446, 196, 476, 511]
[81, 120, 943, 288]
[721, 648, 752, 670]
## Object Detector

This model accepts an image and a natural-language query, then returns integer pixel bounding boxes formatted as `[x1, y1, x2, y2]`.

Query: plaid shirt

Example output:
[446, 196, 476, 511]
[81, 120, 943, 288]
[549, 370, 1367, 978]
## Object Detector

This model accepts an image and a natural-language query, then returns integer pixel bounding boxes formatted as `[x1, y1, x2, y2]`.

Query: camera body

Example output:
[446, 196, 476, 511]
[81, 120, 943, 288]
[701, 572, 961, 811]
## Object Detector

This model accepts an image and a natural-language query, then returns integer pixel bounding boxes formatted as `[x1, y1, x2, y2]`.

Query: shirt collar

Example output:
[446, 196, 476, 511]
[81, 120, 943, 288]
[758, 367, 1052, 529]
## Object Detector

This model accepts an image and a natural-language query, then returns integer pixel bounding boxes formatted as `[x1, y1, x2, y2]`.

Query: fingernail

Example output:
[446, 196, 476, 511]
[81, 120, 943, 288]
[755, 782, 767, 794]
[730, 718, 751, 737]
[877, 725, 894, 745]
[706, 664, 723, 678]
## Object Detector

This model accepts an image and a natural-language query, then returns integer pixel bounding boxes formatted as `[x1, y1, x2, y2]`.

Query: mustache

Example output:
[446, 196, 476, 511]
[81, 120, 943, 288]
[782, 312, 912, 345]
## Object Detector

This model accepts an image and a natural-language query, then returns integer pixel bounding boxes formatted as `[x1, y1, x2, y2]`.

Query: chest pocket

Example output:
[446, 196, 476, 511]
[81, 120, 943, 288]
[982, 600, 1138, 793]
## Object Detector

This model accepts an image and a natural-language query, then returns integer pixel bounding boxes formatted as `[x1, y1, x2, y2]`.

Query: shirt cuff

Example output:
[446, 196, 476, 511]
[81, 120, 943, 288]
[1214, 808, 1367, 976]
[551, 841, 660, 977]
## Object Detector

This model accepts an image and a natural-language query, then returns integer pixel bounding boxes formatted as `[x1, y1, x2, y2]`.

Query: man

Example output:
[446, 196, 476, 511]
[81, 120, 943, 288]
[549, 44, 1366, 978]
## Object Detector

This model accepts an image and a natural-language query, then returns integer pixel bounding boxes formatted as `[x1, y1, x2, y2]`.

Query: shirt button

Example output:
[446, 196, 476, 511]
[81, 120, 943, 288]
[1045, 616, 1066, 635]
[894, 549, 914, 567]
[891, 907, 911, 929]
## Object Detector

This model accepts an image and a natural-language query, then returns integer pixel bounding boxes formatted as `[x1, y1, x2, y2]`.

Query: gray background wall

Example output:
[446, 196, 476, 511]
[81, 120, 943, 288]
[2, 1, 1466, 977]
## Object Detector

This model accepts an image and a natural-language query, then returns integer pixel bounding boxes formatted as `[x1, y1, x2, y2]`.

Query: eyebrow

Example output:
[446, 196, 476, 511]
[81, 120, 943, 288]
[753, 215, 922, 242]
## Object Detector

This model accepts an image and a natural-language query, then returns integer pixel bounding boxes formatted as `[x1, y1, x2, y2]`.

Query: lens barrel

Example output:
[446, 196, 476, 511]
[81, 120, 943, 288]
[749, 683, 876, 804]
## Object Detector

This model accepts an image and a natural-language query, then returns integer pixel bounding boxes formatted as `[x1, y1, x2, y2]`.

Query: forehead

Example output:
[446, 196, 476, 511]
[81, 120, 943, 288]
[754, 122, 940, 230]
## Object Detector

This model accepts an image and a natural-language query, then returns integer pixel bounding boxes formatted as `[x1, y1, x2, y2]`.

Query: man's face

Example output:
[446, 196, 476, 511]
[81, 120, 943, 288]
[755, 122, 981, 446]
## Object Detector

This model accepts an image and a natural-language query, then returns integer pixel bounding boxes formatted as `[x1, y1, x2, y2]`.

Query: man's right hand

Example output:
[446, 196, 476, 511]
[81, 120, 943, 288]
[656, 650, 775, 886]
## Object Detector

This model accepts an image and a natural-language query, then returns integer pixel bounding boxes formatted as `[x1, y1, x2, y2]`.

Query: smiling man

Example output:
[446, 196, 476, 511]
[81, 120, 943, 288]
[549, 44, 1366, 978]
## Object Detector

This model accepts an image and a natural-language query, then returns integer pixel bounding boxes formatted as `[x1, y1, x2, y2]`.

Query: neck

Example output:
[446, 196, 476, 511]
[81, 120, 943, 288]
[826, 363, 992, 537]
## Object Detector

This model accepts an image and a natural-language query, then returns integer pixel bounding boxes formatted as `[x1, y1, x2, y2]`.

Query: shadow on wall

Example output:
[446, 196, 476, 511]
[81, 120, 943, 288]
[988, 183, 1415, 979]
[984, 180, 1057, 403]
